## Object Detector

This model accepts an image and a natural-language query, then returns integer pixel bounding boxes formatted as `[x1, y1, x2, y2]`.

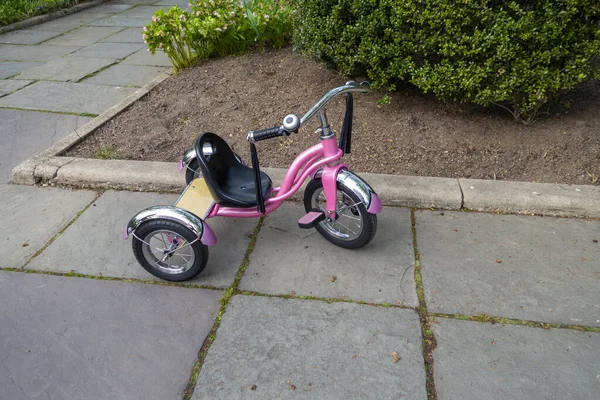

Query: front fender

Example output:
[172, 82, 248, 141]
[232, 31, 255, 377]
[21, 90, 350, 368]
[123, 205, 217, 245]
[336, 170, 382, 214]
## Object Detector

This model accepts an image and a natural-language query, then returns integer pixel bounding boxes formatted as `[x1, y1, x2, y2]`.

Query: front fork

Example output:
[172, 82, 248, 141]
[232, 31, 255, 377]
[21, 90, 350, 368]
[321, 164, 349, 220]
[317, 166, 383, 220]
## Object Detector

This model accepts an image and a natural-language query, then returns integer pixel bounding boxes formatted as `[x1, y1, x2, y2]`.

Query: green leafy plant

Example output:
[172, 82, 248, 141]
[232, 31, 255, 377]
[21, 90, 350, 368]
[0, 0, 81, 26]
[144, 0, 292, 71]
[95, 146, 119, 160]
[293, 0, 600, 123]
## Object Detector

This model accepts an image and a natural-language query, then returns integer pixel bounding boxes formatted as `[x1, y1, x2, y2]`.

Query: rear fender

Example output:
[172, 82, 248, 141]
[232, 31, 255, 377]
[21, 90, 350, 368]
[123, 205, 217, 245]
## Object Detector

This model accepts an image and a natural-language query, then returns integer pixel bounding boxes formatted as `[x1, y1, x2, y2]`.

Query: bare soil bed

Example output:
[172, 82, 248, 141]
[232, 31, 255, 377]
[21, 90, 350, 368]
[67, 47, 600, 185]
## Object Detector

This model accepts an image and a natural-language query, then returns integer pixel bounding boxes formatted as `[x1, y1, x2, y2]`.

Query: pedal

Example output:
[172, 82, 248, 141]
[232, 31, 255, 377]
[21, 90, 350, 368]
[298, 210, 326, 229]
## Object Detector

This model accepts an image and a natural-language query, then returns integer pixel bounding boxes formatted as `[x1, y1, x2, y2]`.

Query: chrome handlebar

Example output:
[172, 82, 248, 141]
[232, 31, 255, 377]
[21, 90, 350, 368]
[299, 81, 370, 126]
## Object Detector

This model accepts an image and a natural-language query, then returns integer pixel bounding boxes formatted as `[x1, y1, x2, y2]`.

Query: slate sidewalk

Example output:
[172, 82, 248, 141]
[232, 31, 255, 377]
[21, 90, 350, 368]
[1, 1, 599, 399]
[0, 0, 183, 182]
[1, 183, 598, 400]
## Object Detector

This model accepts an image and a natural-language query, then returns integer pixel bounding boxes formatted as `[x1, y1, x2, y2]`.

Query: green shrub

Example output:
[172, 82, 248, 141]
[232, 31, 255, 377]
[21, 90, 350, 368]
[144, 0, 292, 71]
[293, 0, 600, 123]
[0, 0, 81, 26]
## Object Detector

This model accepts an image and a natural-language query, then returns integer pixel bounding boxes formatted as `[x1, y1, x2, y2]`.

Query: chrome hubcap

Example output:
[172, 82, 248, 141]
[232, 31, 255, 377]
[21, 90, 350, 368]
[141, 230, 195, 274]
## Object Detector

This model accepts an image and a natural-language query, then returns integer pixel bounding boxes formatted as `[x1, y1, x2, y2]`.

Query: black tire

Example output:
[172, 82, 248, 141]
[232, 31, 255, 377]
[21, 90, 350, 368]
[303, 178, 377, 249]
[185, 158, 201, 185]
[132, 219, 208, 282]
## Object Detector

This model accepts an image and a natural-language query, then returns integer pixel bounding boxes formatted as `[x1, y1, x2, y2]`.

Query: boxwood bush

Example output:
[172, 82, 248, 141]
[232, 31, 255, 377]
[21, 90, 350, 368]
[293, 0, 600, 123]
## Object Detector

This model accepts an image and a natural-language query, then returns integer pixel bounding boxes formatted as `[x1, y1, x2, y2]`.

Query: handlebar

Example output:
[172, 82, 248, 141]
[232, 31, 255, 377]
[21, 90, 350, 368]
[248, 126, 284, 142]
[247, 81, 370, 143]
[300, 81, 370, 126]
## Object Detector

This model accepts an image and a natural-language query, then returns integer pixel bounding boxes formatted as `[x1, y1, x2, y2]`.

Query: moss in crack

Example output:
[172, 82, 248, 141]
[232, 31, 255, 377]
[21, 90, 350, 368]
[1, 267, 222, 290]
[411, 209, 438, 400]
[432, 312, 600, 334]
[235, 290, 414, 310]
[182, 217, 264, 400]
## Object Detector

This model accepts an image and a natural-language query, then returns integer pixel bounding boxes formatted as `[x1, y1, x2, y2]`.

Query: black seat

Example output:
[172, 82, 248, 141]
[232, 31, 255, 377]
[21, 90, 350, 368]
[195, 132, 271, 208]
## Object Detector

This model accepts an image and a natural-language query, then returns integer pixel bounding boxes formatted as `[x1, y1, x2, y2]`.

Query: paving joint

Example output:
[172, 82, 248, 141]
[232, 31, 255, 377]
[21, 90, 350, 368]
[235, 290, 417, 310]
[430, 312, 600, 334]
[20, 190, 104, 268]
[1, 266, 224, 291]
[76, 60, 121, 83]
[183, 217, 264, 400]
[457, 179, 465, 208]
[411, 209, 438, 400]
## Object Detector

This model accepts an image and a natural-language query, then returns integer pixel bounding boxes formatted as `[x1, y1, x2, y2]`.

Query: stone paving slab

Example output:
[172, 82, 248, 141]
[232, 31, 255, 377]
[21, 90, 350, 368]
[15, 56, 117, 82]
[28, 190, 258, 288]
[416, 210, 600, 326]
[0, 44, 82, 62]
[120, 47, 171, 66]
[101, 27, 145, 43]
[193, 295, 427, 400]
[89, 16, 153, 27]
[0, 61, 43, 78]
[240, 204, 418, 306]
[0, 29, 62, 45]
[0, 270, 221, 400]
[82, 3, 134, 13]
[43, 26, 125, 46]
[30, 12, 112, 32]
[433, 318, 600, 400]
[0, 81, 136, 114]
[84, 64, 167, 86]
[117, 5, 171, 18]
[0, 110, 92, 182]
[155, 0, 192, 5]
[69, 41, 144, 58]
[0, 79, 32, 96]
[114, 0, 165, 4]
[0, 184, 96, 268]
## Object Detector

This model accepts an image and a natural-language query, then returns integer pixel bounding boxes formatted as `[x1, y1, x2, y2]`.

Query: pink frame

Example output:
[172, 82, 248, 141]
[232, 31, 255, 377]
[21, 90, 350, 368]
[205, 137, 345, 219]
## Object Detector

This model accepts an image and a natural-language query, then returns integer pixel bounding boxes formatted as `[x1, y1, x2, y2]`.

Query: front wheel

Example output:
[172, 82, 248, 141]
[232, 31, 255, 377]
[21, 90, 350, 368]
[132, 219, 208, 281]
[304, 179, 377, 249]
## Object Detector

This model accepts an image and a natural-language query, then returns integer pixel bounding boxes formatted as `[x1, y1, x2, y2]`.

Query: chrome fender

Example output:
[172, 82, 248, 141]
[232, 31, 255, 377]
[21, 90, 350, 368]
[314, 169, 382, 214]
[178, 148, 196, 171]
[123, 205, 217, 245]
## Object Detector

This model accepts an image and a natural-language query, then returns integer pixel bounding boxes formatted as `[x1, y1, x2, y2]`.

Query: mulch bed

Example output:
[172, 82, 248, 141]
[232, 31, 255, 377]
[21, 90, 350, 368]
[66, 47, 600, 185]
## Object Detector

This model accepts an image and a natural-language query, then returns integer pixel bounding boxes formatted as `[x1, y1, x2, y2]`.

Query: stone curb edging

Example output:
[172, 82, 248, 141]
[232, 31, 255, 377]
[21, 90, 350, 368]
[9, 64, 600, 219]
[0, 0, 107, 34]
[23, 156, 600, 219]
[12, 70, 172, 185]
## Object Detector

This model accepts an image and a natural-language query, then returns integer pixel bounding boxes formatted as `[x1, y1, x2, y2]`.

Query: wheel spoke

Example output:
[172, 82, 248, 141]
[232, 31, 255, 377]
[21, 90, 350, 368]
[141, 229, 196, 275]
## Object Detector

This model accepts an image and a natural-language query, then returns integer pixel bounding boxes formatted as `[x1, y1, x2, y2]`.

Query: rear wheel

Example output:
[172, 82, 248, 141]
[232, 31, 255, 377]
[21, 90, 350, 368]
[132, 219, 208, 282]
[303, 179, 377, 249]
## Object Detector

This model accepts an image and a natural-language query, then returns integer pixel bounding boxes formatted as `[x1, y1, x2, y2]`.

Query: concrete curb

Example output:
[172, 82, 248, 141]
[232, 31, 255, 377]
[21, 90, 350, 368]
[0, 0, 106, 34]
[12, 71, 172, 185]
[9, 57, 599, 219]
[27, 156, 600, 218]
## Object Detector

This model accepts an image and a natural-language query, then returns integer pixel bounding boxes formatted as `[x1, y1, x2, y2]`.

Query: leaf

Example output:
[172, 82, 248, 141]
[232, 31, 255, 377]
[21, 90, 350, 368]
[391, 351, 401, 363]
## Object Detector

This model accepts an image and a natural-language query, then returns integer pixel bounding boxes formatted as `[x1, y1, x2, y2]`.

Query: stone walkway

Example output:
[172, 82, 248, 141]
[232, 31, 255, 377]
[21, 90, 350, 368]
[1, 2, 599, 399]
[1, 183, 598, 399]
[0, 0, 182, 182]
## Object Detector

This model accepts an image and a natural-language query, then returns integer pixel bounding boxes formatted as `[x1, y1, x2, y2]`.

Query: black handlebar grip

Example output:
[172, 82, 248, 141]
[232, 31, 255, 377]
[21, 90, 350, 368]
[249, 126, 282, 142]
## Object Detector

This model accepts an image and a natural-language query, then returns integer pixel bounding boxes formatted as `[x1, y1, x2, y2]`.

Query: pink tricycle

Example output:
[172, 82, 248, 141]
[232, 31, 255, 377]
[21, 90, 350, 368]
[124, 81, 382, 281]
